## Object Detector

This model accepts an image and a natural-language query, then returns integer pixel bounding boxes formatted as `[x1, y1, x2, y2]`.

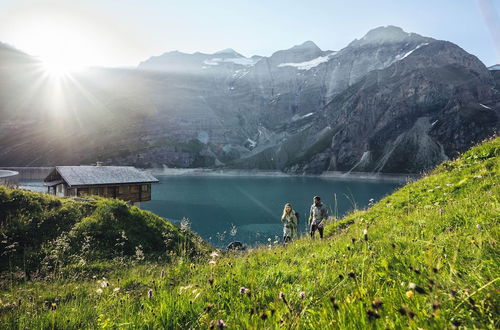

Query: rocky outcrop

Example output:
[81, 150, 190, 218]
[282, 41, 499, 173]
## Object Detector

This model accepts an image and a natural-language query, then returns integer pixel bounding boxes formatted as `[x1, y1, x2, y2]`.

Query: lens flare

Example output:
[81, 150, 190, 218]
[38, 54, 84, 79]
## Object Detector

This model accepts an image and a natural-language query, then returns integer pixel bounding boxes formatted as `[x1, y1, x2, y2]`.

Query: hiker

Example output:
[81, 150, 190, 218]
[309, 196, 328, 239]
[281, 203, 298, 243]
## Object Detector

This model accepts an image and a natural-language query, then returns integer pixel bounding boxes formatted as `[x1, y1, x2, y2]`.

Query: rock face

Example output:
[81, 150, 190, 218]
[0, 26, 498, 173]
[318, 41, 499, 173]
[229, 29, 499, 174]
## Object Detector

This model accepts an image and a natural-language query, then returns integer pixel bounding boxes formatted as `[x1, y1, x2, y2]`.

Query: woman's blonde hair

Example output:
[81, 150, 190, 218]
[282, 203, 293, 219]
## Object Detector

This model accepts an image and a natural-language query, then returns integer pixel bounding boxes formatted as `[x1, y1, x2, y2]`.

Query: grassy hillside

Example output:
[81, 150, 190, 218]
[0, 188, 209, 281]
[0, 138, 499, 328]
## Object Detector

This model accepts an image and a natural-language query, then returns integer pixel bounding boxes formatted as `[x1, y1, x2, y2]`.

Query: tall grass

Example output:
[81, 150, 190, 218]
[0, 137, 498, 328]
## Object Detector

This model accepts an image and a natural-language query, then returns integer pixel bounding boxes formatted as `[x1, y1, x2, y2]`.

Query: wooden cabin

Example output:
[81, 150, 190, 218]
[44, 166, 159, 205]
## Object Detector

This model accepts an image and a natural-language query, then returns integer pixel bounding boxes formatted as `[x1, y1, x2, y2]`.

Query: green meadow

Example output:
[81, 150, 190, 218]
[0, 138, 499, 329]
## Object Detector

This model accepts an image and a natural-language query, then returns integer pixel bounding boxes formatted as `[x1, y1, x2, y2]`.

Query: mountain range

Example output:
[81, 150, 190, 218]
[0, 26, 498, 173]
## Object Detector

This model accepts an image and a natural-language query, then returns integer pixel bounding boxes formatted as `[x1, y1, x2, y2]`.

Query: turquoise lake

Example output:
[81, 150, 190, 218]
[142, 175, 402, 248]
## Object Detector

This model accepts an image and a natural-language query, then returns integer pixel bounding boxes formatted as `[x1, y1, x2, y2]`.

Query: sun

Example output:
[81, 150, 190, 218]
[4, 12, 97, 78]
[2, 1, 142, 71]
[39, 55, 84, 79]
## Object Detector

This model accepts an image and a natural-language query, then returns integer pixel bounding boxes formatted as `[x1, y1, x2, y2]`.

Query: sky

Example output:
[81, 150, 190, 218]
[0, 0, 498, 68]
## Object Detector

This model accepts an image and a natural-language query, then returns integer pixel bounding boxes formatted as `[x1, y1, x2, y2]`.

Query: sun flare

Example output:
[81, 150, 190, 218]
[39, 56, 84, 78]
[4, 9, 100, 76]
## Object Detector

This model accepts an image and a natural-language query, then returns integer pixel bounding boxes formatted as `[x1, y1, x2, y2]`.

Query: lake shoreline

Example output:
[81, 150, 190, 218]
[147, 168, 419, 183]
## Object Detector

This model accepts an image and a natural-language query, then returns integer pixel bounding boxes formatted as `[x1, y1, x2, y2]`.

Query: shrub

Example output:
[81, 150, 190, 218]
[0, 187, 209, 276]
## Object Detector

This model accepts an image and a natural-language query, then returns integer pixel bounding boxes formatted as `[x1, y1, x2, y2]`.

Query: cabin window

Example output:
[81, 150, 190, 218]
[118, 186, 129, 194]
[142, 185, 148, 192]
[130, 185, 139, 193]
[91, 188, 98, 195]
[57, 185, 63, 193]
[98, 187, 105, 195]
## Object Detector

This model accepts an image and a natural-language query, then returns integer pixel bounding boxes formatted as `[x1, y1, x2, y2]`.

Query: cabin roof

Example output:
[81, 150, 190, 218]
[45, 166, 159, 187]
[44, 180, 64, 187]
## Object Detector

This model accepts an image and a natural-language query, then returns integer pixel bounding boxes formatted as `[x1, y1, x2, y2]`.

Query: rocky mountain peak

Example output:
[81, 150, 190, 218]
[214, 48, 242, 56]
[365, 25, 407, 38]
[265, 40, 323, 65]
[290, 40, 321, 52]
[350, 25, 429, 47]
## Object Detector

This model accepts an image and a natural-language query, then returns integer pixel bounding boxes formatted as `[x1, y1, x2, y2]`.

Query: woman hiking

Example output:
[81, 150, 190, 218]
[281, 203, 298, 244]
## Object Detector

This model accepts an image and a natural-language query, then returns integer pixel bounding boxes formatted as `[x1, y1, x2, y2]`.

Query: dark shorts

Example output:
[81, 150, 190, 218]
[310, 224, 324, 236]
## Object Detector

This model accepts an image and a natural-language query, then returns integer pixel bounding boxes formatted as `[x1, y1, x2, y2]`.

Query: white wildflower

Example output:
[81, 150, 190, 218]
[210, 251, 220, 258]
[179, 285, 194, 293]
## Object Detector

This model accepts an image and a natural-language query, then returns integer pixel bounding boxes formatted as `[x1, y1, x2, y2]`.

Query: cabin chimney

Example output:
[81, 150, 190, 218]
[96, 161, 103, 166]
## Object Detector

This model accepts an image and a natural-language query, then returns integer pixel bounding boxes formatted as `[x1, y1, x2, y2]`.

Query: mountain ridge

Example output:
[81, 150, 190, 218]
[0, 26, 498, 174]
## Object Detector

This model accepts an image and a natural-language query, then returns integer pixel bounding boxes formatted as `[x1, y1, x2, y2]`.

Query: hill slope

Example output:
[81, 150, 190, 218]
[0, 138, 499, 328]
[0, 188, 209, 278]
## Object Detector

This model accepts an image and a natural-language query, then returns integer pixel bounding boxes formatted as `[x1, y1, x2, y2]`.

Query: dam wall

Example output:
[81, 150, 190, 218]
[0, 167, 52, 181]
[0, 170, 19, 186]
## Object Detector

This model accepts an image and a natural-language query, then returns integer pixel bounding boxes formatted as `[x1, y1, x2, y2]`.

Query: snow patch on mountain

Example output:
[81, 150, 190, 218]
[395, 43, 429, 61]
[245, 138, 257, 149]
[292, 112, 315, 121]
[203, 57, 259, 66]
[277, 52, 337, 70]
[232, 68, 251, 80]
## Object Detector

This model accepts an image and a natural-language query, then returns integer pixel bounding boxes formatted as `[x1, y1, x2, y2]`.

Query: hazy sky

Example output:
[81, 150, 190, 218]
[0, 0, 498, 67]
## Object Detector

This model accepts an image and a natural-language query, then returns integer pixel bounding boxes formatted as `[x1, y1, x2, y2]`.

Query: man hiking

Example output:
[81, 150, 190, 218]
[308, 196, 328, 239]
